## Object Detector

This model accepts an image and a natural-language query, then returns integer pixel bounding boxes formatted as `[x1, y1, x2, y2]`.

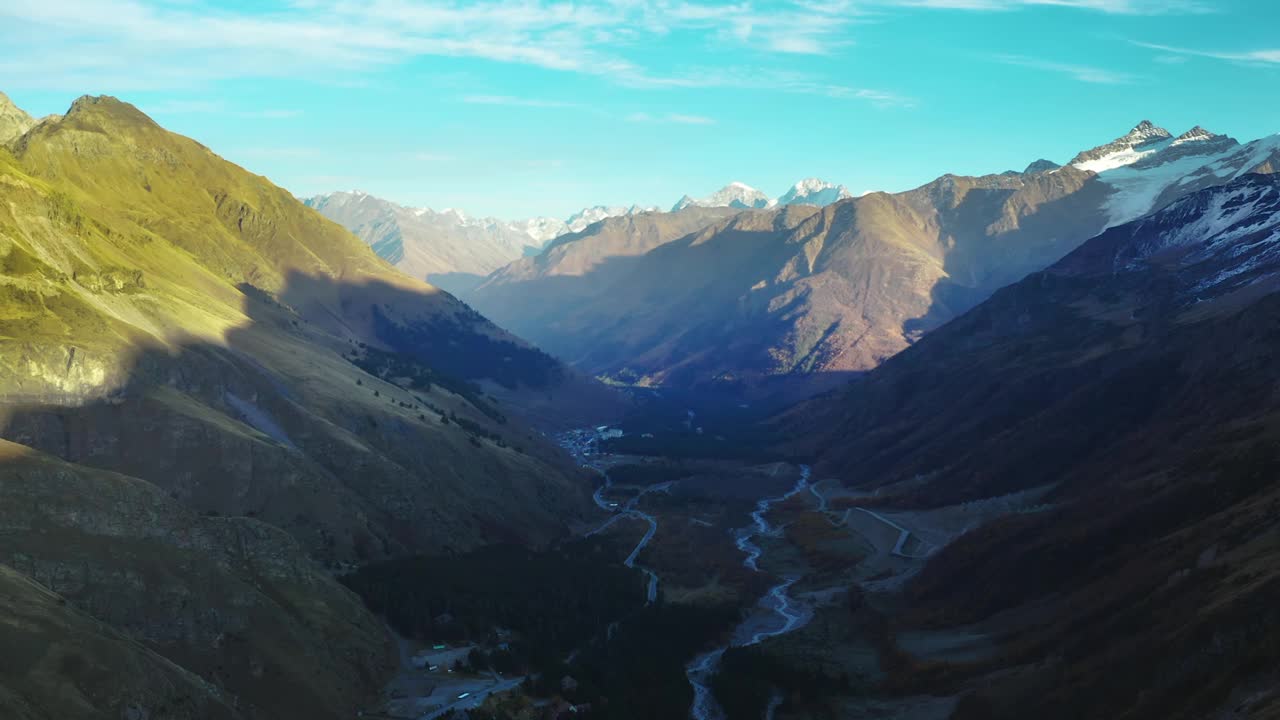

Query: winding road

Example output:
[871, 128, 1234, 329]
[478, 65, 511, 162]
[848, 507, 935, 559]
[570, 429, 671, 606]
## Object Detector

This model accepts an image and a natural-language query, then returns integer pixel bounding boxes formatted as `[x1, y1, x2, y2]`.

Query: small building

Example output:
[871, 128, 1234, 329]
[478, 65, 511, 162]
[560, 675, 579, 692]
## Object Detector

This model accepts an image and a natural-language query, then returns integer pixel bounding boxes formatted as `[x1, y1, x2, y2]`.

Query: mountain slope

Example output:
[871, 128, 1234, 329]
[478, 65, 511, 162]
[0, 562, 241, 720]
[0, 91, 613, 716]
[779, 174, 1280, 720]
[467, 206, 744, 372]
[1, 94, 596, 559]
[468, 122, 1279, 394]
[0, 440, 393, 720]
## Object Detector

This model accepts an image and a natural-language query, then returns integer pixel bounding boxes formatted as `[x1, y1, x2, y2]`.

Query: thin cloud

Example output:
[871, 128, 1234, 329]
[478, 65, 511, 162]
[883, 0, 1211, 13]
[1130, 40, 1280, 66]
[462, 95, 584, 109]
[142, 100, 302, 118]
[412, 151, 454, 162]
[994, 54, 1137, 84]
[235, 146, 320, 159]
[0, 1, 901, 104]
[627, 112, 716, 125]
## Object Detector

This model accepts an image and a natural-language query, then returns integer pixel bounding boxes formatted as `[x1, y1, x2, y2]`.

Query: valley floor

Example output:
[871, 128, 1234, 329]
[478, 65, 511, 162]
[354, 425, 1057, 720]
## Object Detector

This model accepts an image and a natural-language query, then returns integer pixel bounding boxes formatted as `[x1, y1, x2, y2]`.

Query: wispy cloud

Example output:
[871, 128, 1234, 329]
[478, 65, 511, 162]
[882, 0, 1211, 13]
[412, 151, 454, 163]
[0, 1, 904, 107]
[461, 95, 584, 109]
[627, 112, 716, 125]
[235, 146, 321, 159]
[1130, 40, 1280, 66]
[143, 99, 302, 118]
[994, 54, 1137, 84]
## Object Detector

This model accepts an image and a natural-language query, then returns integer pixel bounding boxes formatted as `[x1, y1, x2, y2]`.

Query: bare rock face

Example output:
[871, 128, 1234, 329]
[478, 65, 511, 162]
[0, 91, 35, 145]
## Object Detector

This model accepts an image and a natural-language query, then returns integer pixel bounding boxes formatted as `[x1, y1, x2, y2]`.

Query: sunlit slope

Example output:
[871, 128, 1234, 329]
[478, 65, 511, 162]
[0, 95, 594, 563]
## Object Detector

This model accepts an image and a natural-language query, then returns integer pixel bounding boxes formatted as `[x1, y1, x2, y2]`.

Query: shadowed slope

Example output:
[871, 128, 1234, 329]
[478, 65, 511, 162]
[778, 175, 1280, 720]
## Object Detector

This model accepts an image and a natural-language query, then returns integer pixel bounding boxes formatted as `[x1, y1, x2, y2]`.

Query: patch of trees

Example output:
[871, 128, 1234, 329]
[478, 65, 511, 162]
[537, 603, 740, 720]
[606, 461, 694, 487]
[340, 540, 642, 671]
[371, 304, 563, 390]
[602, 430, 782, 462]
[349, 344, 505, 422]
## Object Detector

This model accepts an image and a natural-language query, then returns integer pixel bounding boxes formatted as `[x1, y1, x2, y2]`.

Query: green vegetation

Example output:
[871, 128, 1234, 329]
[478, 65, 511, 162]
[543, 603, 740, 720]
[371, 305, 563, 391]
[603, 430, 782, 462]
[350, 344, 505, 422]
[606, 461, 695, 486]
[340, 541, 644, 670]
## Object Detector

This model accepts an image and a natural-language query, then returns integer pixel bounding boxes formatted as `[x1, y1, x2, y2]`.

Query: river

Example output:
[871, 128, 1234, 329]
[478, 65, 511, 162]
[687, 465, 814, 720]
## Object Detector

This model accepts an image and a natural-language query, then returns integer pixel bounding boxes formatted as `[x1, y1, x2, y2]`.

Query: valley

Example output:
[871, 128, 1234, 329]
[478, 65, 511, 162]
[4, 29, 1280, 719]
[337, 410, 1046, 720]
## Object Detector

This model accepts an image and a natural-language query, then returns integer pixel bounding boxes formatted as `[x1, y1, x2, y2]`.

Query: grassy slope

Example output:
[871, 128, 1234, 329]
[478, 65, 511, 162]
[0, 96, 595, 564]
[0, 440, 396, 720]
[0, 95, 603, 718]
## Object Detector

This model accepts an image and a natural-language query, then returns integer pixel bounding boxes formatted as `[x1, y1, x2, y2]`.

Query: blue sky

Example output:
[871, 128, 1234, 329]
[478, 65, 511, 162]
[3, 0, 1279, 219]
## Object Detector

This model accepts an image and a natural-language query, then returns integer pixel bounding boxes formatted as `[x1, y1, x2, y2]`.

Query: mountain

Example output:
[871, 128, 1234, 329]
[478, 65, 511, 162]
[467, 122, 1280, 396]
[672, 181, 774, 211]
[0, 94, 604, 716]
[777, 177, 853, 206]
[466, 205, 745, 370]
[779, 173, 1280, 720]
[1068, 118, 1173, 171]
[306, 192, 652, 294]
[1068, 121, 1280, 229]
[0, 91, 35, 145]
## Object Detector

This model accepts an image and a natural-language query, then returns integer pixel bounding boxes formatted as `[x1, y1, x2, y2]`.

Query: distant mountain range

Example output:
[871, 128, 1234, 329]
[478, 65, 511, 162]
[308, 179, 854, 292]
[463, 121, 1280, 396]
[304, 191, 661, 293]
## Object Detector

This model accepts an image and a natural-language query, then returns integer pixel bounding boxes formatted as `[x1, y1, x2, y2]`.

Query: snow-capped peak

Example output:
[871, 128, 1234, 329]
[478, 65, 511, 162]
[1172, 126, 1218, 145]
[1122, 120, 1172, 144]
[672, 182, 773, 211]
[777, 178, 853, 206]
[1070, 120, 1175, 173]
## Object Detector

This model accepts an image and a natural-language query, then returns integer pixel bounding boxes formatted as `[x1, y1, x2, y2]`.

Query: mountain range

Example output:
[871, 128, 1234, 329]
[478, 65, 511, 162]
[304, 192, 661, 294]
[463, 121, 1280, 398]
[780, 172, 1280, 719]
[309, 179, 854, 294]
